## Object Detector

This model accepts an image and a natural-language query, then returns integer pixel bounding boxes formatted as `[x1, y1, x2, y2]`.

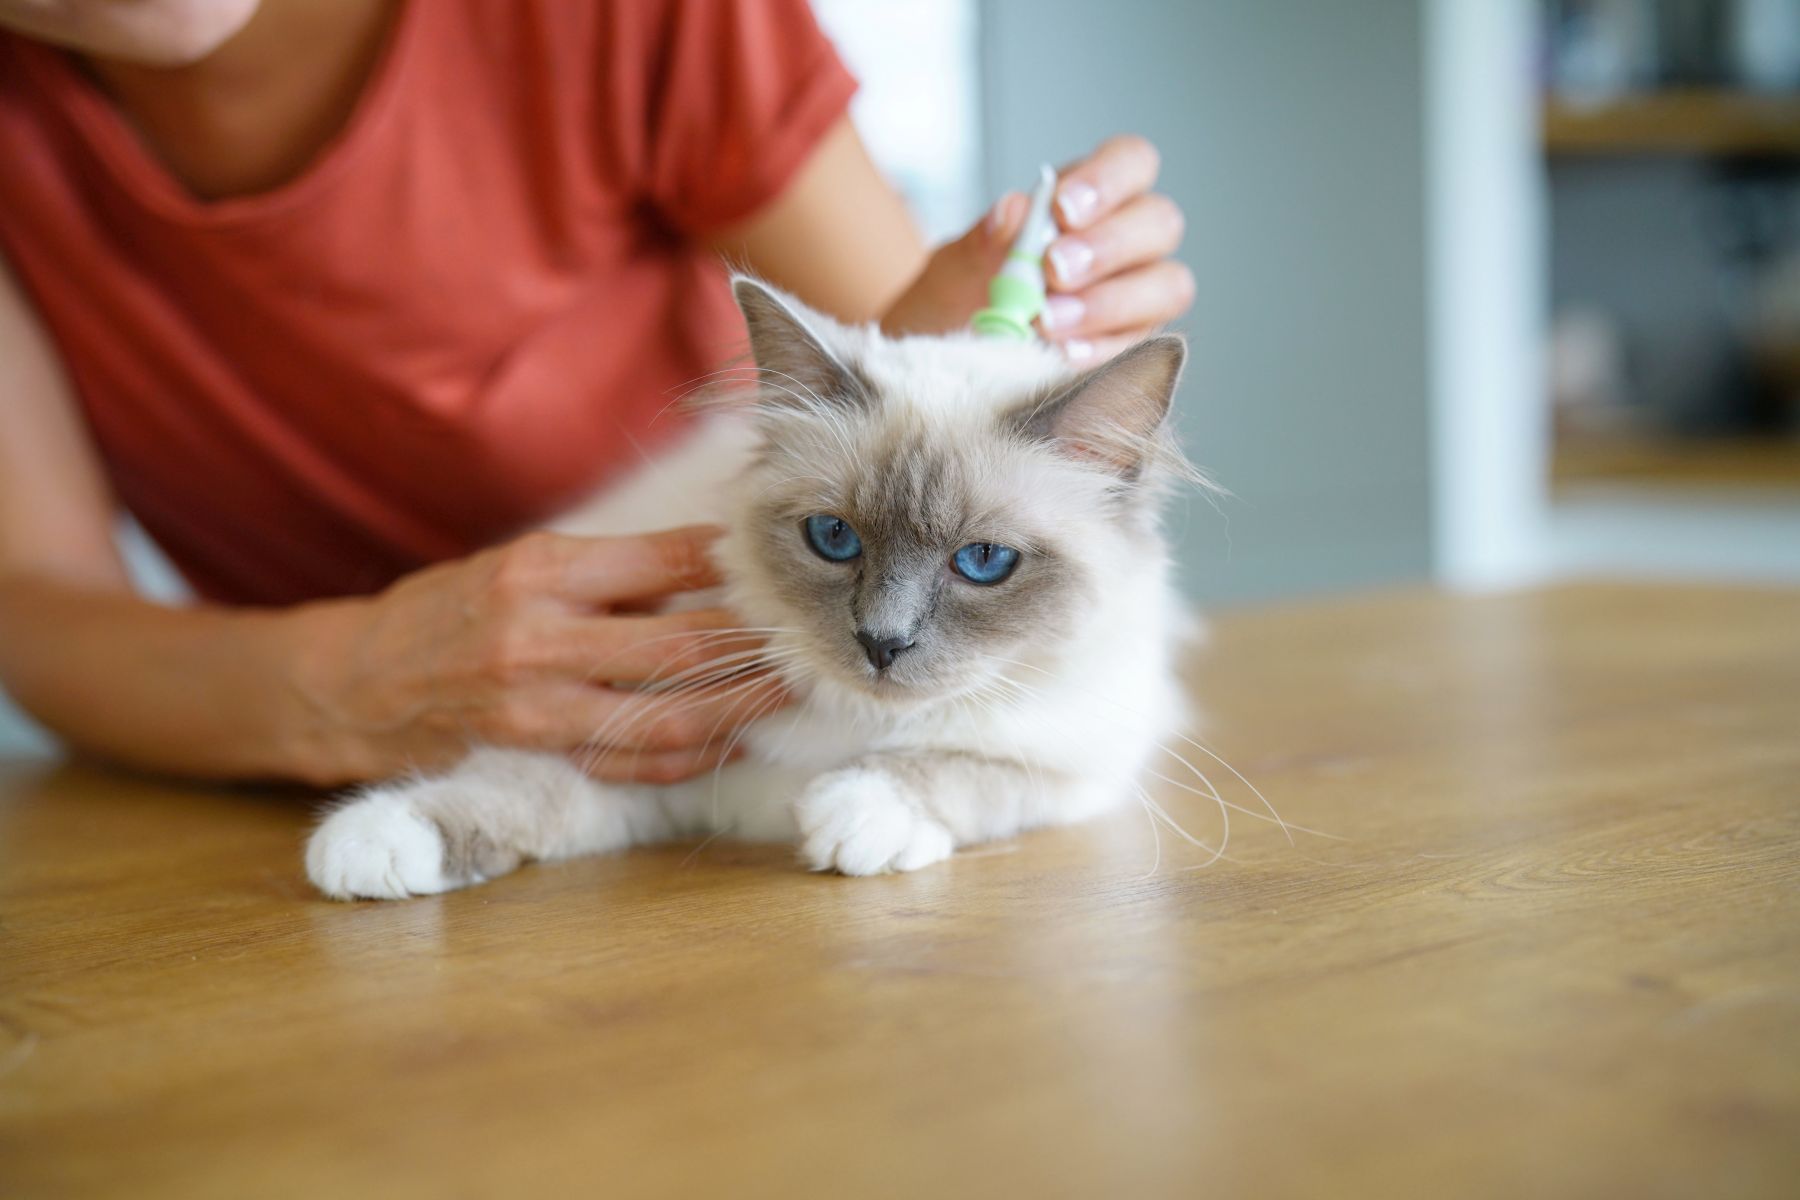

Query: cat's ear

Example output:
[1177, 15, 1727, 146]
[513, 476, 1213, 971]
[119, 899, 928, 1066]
[733, 277, 869, 411]
[1014, 335, 1186, 477]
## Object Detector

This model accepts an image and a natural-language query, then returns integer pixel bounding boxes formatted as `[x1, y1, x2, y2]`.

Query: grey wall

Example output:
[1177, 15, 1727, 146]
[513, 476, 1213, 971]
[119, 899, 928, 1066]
[981, 0, 1434, 604]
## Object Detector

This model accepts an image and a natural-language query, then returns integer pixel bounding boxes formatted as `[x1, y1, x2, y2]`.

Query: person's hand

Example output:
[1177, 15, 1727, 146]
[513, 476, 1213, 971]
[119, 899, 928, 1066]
[880, 134, 1192, 361]
[285, 526, 786, 787]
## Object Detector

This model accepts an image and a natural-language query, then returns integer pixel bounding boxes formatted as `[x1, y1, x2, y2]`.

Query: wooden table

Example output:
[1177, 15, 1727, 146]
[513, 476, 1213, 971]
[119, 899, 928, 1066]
[3, 584, 1797, 1198]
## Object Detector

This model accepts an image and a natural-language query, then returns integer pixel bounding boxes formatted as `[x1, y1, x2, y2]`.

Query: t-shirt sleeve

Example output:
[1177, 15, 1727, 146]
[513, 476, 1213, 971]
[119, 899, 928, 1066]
[628, 0, 858, 236]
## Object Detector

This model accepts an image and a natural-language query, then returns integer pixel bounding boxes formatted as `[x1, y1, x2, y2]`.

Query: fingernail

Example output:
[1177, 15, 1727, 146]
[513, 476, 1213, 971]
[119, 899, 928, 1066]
[985, 192, 1022, 238]
[1063, 338, 1096, 364]
[1057, 180, 1099, 228]
[1047, 238, 1095, 287]
[1041, 294, 1085, 332]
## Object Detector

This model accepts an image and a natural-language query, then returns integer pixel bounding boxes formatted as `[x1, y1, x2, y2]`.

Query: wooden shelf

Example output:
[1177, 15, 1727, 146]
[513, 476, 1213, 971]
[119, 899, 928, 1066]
[1544, 89, 1800, 157]
[1553, 433, 1800, 490]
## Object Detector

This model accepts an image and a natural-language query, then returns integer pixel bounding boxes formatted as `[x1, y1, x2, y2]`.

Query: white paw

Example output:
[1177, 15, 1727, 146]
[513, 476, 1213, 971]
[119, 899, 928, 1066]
[306, 791, 455, 901]
[794, 769, 954, 876]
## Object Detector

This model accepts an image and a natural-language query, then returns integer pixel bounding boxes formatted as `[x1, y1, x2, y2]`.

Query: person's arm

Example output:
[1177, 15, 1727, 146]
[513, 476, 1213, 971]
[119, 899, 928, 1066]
[713, 119, 1193, 358]
[0, 250, 314, 778]
[0, 256, 780, 787]
[705, 116, 927, 325]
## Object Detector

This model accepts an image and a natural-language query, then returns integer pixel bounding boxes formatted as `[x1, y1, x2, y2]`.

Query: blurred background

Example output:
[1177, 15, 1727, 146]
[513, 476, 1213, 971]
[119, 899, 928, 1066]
[4, 0, 1798, 752]
[818, 0, 1800, 606]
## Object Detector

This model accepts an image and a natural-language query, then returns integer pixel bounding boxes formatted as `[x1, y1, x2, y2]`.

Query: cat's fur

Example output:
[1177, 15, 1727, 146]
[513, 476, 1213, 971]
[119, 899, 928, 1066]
[305, 278, 1193, 899]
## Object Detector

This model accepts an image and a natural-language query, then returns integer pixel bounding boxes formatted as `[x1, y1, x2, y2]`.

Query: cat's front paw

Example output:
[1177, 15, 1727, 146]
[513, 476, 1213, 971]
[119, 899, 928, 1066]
[794, 768, 954, 876]
[306, 790, 455, 901]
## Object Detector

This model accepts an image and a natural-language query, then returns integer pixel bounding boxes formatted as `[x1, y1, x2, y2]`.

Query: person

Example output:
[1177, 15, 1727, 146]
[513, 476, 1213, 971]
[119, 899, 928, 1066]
[0, 0, 1194, 787]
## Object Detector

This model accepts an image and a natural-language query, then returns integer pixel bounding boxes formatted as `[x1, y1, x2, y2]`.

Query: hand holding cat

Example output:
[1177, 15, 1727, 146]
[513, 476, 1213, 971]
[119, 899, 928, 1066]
[881, 134, 1192, 362]
[289, 526, 783, 786]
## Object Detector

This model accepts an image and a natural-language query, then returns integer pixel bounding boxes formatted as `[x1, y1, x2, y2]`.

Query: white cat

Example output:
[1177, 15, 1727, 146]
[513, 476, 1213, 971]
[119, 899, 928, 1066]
[306, 278, 1194, 899]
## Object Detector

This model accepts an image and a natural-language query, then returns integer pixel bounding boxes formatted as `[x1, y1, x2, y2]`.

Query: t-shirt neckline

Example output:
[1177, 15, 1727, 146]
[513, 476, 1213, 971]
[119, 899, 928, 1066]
[25, 0, 421, 229]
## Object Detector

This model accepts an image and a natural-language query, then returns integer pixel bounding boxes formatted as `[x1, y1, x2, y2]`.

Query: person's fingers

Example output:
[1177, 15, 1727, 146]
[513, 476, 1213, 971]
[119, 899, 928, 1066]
[589, 674, 791, 755]
[573, 743, 745, 785]
[1038, 261, 1196, 341]
[1044, 193, 1185, 293]
[539, 526, 725, 604]
[1054, 134, 1162, 232]
[880, 190, 1026, 337]
[547, 609, 769, 686]
[986, 190, 1029, 247]
[482, 673, 789, 756]
[929, 189, 1029, 306]
[470, 603, 765, 690]
[475, 682, 633, 751]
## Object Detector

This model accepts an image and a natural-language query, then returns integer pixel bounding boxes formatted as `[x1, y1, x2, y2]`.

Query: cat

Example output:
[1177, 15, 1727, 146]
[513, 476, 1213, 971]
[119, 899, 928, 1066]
[305, 277, 1195, 900]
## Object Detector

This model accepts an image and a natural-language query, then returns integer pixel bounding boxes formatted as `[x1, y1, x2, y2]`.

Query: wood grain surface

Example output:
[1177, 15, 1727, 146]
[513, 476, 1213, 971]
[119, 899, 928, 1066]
[2, 583, 1797, 1199]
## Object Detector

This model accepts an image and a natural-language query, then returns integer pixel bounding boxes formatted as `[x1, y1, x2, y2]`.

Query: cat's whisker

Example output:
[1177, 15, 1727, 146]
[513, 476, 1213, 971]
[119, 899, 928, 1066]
[1131, 781, 1165, 880]
[699, 654, 818, 823]
[1141, 771, 1234, 868]
[1146, 787, 1228, 866]
[965, 675, 1048, 807]
[753, 665, 817, 771]
[731, 364, 832, 412]
[573, 658, 796, 774]
[960, 680, 1049, 808]
[619, 645, 799, 696]
[1130, 781, 1234, 875]
[748, 370, 861, 461]
[649, 363, 771, 424]
[572, 670, 789, 779]
[1144, 741, 1232, 860]
[774, 413, 856, 469]
[650, 361, 855, 450]
[579, 633, 809, 700]
[1155, 726, 1299, 845]
[983, 652, 1316, 849]
[677, 827, 728, 869]
[599, 649, 803, 729]
[979, 668, 1252, 867]
[576, 672, 781, 784]
[692, 658, 799, 757]
[571, 659, 784, 749]
[705, 687, 794, 825]
[570, 626, 801, 690]
[738, 369, 848, 438]
[1141, 766, 1341, 841]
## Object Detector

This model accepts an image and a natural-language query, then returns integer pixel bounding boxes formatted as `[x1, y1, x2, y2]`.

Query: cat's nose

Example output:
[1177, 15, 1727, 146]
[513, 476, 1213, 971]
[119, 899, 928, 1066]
[855, 630, 914, 671]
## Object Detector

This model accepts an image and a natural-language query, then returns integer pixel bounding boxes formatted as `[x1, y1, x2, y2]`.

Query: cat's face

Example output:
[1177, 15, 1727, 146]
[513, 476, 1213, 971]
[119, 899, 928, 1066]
[720, 280, 1185, 704]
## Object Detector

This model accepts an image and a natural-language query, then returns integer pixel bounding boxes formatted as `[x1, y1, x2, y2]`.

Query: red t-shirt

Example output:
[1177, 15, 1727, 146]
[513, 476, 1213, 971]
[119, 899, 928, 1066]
[0, 0, 855, 605]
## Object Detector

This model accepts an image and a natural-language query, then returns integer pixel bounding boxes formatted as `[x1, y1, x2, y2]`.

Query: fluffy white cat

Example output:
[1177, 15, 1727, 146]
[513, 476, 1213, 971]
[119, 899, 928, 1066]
[306, 278, 1193, 899]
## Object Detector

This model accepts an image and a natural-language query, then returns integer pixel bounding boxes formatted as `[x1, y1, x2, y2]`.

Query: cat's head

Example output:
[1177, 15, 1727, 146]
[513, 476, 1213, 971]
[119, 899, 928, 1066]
[717, 278, 1189, 705]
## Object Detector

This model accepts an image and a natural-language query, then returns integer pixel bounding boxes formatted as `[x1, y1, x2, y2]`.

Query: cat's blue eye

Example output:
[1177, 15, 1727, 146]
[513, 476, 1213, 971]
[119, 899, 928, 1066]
[951, 542, 1021, 585]
[803, 514, 862, 562]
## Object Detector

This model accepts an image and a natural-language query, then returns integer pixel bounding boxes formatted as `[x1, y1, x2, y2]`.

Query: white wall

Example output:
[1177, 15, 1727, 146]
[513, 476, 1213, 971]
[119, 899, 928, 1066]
[1427, 0, 1549, 589]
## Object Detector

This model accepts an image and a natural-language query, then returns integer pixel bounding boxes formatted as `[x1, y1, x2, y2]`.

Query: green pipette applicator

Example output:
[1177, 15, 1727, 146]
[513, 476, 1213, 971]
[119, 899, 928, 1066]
[971, 164, 1059, 342]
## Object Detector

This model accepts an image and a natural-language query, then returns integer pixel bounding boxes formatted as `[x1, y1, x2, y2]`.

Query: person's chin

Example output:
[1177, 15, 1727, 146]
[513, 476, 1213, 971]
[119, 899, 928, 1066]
[80, 0, 265, 68]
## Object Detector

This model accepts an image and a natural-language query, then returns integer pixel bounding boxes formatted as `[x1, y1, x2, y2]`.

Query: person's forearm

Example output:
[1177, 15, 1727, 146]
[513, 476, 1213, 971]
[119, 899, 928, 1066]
[710, 117, 927, 324]
[0, 573, 350, 784]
